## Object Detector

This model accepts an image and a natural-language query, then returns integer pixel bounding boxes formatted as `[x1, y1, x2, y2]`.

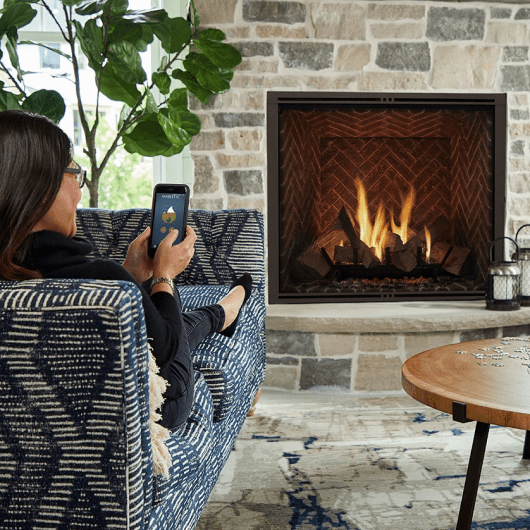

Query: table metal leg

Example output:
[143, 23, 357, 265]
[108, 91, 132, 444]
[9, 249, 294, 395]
[523, 431, 530, 460]
[456, 421, 490, 530]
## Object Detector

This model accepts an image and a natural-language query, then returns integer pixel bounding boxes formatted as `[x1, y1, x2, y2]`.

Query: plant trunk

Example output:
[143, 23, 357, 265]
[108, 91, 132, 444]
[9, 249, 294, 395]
[87, 166, 99, 208]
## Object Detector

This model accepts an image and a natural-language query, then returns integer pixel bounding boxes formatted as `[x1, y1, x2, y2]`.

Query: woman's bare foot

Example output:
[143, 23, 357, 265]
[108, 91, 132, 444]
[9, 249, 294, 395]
[219, 285, 245, 332]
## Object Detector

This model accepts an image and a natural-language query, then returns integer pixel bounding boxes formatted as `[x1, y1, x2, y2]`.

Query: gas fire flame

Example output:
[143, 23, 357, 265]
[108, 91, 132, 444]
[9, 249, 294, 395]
[355, 178, 389, 260]
[425, 225, 431, 260]
[354, 177, 419, 261]
[391, 187, 415, 244]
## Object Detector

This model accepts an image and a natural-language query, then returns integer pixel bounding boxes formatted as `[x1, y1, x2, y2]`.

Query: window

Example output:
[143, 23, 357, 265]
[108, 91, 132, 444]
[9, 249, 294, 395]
[0, 0, 192, 204]
[25, 0, 67, 32]
[40, 43, 61, 69]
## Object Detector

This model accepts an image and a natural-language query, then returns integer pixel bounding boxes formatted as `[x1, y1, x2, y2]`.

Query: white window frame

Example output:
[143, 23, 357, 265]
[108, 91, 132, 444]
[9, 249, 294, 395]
[152, 0, 193, 188]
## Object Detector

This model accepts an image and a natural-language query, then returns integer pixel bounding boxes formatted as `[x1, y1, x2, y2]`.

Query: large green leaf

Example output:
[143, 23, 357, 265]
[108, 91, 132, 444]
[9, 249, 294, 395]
[136, 24, 154, 51]
[183, 53, 233, 94]
[76, 0, 128, 16]
[21, 89, 66, 123]
[99, 63, 141, 107]
[197, 36, 242, 69]
[108, 20, 143, 45]
[0, 88, 21, 111]
[75, 19, 104, 71]
[152, 17, 191, 54]
[199, 28, 225, 42]
[172, 69, 212, 105]
[122, 9, 168, 25]
[167, 88, 188, 112]
[160, 141, 186, 157]
[107, 41, 146, 85]
[0, 3, 36, 36]
[108, 20, 154, 52]
[123, 115, 174, 156]
[152, 71, 171, 95]
[75, 0, 108, 16]
[157, 108, 200, 147]
[108, 0, 128, 15]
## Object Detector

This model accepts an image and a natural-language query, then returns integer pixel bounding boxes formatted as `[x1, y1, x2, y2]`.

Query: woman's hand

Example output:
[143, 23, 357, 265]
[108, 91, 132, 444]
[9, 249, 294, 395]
[123, 226, 154, 283]
[153, 225, 197, 281]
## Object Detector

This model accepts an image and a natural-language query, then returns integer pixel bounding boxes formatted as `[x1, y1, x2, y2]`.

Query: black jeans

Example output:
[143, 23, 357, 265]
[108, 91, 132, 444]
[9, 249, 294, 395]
[161, 303, 225, 430]
[184, 303, 225, 351]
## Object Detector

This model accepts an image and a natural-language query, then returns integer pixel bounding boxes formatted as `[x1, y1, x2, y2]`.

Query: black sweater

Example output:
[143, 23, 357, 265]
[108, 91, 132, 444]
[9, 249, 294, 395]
[24, 230, 193, 429]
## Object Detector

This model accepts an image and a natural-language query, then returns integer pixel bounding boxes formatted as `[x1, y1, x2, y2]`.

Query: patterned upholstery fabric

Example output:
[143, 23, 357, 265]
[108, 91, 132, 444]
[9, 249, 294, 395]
[0, 209, 266, 530]
[75, 208, 266, 291]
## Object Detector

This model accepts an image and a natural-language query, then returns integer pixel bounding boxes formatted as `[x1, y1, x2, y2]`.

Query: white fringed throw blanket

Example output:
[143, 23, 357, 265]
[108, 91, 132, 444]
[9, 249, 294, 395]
[148, 347, 172, 477]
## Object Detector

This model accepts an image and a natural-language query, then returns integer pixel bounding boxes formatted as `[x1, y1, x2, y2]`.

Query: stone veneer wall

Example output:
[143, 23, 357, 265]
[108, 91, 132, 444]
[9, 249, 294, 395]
[191, 0, 530, 240]
[190, 0, 530, 392]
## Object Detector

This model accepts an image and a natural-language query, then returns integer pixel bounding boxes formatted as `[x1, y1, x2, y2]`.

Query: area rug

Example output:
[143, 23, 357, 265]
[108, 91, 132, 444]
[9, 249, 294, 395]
[196, 390, 530, 530]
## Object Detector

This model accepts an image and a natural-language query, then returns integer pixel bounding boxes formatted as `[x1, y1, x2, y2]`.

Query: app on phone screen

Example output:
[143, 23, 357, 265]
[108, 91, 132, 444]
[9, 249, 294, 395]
[151, 193, 187, 251]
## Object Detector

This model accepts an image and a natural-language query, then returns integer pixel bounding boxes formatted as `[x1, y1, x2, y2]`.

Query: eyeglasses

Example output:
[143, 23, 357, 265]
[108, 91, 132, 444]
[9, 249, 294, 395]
[64, 163, 87, 189]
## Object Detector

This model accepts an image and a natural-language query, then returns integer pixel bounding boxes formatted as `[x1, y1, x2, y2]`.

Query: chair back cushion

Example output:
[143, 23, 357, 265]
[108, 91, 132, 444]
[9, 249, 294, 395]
[76, 208, 265, 290]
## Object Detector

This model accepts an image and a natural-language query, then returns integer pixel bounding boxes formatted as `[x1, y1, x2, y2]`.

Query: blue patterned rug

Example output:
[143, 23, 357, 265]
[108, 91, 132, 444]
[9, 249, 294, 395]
[197, 391, 530, 530]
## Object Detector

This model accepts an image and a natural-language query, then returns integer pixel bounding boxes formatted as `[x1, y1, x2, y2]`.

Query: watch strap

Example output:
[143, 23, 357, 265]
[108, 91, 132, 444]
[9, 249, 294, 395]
[150, 277, 175, 293]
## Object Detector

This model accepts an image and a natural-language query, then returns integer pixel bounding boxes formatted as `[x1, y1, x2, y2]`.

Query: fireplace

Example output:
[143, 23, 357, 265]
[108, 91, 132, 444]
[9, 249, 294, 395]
[267, 92, 507, 304]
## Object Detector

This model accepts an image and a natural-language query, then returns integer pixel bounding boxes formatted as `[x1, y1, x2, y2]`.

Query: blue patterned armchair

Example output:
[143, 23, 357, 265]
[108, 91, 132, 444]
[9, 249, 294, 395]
[0, 208, 266, 529]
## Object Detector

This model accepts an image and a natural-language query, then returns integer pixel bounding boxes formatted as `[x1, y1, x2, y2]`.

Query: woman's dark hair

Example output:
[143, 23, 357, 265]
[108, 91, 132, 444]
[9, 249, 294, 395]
[0, 110, 72, 280]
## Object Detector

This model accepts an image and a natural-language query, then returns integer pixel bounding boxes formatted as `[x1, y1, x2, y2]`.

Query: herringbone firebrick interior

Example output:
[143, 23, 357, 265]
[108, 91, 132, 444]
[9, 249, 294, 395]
[277, 106, 494, 292]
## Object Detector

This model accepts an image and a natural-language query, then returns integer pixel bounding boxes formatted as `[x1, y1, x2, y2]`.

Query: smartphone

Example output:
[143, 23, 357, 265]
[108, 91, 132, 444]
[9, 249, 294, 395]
[148, 184, 190, 258]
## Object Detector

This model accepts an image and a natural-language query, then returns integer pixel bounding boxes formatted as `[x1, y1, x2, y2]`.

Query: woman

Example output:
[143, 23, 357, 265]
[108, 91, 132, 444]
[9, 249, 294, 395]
[0, 109, 252, 430]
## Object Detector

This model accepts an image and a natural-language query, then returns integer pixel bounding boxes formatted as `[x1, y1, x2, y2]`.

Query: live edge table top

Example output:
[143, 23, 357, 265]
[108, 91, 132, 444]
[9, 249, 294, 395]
[402, 338, 530, 431]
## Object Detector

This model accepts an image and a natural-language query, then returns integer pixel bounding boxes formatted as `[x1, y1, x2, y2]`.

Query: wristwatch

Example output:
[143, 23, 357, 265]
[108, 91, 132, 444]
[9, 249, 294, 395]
[150, 277, 175, 293]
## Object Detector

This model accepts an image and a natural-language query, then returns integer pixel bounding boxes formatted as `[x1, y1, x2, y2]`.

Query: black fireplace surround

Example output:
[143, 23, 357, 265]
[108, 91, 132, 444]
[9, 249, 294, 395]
[267, 92, 507, 304]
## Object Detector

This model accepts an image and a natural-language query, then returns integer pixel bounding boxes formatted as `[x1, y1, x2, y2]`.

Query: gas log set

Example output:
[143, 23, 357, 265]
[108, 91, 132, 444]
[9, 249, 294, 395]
[295, 178, 478, 297]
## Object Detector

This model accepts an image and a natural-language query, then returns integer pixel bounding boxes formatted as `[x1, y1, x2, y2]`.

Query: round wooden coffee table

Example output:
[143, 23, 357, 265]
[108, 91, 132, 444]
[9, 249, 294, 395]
[402, 337, 530, 530]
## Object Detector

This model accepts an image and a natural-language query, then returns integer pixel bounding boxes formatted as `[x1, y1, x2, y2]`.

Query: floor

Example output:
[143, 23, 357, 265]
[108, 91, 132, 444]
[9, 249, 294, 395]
[197, 389, 530, 530]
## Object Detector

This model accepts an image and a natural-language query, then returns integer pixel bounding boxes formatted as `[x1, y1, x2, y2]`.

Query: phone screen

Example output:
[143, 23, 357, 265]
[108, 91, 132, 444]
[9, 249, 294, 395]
[150, 189, 188, 254]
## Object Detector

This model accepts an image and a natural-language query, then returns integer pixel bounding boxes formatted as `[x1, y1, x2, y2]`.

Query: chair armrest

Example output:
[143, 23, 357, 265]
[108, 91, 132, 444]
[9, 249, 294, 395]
[0, 279, 153, 530]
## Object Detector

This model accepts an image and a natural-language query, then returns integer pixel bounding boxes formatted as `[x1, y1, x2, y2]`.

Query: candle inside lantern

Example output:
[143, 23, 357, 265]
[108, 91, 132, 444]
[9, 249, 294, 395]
[493, 275, 517, 300]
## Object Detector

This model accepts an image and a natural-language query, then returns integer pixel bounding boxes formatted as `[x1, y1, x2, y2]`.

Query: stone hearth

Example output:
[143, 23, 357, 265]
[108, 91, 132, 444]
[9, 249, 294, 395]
[265, 303, 530, 392]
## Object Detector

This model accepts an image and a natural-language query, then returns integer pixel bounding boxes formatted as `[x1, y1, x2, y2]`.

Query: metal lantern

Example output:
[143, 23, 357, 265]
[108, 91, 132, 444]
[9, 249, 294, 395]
[515, 224, 530, 307]
[486, 237, 521, 311]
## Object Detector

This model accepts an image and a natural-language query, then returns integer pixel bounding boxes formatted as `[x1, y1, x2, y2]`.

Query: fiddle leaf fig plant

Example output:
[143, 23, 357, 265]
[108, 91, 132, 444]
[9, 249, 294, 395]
[0, 0, 242, 206]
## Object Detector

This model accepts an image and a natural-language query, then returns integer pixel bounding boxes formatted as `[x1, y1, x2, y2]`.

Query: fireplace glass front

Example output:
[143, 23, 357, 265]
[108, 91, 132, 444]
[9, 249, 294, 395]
[267, 92, 507, 303]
